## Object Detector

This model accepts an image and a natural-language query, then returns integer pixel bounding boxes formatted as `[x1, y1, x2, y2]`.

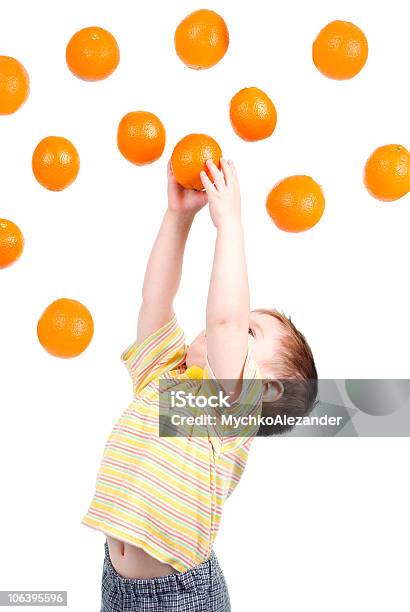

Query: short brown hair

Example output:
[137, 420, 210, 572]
[254, 308, 318, 435]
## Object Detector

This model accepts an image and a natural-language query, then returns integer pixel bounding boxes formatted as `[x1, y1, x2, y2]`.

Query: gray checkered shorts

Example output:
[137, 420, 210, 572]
[101, 541, 231, 611]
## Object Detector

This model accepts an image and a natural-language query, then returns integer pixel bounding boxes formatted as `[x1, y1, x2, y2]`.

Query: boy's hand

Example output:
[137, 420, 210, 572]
[200, 159, 241, 228]
[167, 161, 208, 216]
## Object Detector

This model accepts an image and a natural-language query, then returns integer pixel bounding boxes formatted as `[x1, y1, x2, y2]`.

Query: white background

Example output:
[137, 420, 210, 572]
[0, 0, 409, 610]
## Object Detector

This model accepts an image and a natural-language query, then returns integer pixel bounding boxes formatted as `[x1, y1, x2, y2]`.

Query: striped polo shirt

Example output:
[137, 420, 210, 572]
[82, 315, 263, 572]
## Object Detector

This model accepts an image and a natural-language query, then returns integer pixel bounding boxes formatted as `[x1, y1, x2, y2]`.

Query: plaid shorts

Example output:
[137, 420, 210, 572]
[101, 541, 231, 612]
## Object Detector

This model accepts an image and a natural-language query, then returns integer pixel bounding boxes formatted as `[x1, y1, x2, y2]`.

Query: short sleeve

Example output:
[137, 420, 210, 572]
[121, 315, 187, 396]
[201, 348, 263, 454]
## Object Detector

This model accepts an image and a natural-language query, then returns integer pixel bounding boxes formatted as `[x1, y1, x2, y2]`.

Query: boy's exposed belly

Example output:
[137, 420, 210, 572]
[106, 536, 179, 579]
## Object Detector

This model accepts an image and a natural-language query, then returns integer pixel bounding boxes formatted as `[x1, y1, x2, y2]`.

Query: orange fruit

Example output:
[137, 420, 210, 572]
[171, 134, 222, 190]
[37, 298, 94, 358]
[0, 56, 30, 115]
[175, 9, 229, 69]
[364, 144, 410, 202]
[230, 87, 277, 141]
[266, 175, 325, 232]
[0, 219, 24, 269]
[32, 136, 80, 191]
[312, 20, 368, 80]
[66, 26, 120, 81]
[117, 111, 166, 165]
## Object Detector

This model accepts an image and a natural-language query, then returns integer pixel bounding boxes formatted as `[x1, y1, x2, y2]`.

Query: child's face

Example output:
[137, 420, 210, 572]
[186, 312, 284, 377]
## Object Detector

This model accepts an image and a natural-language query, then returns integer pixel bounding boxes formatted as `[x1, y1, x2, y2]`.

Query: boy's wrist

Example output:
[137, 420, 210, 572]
[216, 212, 243, 231]
[166, 207, 195, 224]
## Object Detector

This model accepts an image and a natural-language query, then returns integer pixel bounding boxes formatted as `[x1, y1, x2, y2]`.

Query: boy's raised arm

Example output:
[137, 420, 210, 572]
[201, 159, 250, 388]
[137, 162, 207, 344]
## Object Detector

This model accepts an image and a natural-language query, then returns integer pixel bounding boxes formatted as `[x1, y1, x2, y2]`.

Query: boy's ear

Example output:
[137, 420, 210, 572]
[262, 380, 284, 403]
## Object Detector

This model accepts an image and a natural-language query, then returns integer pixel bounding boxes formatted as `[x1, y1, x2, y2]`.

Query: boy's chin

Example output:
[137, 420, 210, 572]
[186, 350, 206, 369]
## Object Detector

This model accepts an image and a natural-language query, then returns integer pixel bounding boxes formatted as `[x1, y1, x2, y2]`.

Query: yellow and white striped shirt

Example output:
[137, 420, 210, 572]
[82, 316, 262, 571]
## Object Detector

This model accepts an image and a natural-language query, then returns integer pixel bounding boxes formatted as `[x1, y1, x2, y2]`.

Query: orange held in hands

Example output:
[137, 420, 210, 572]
[0, 56, 30, 115]
[117, 111, 166, 166]
[66, 26, 120, 81]
[0, 219, 24, 269]
[313, 20, 368, 80]
[364, 145, 410, 202]
[230, 87, 277, 141]
[32, 136, 80, 191]
[171, 134, 222, 190]
[37, 298, 94, 358]
[266, 175, 325, 233]
[175, 9, 229, 69]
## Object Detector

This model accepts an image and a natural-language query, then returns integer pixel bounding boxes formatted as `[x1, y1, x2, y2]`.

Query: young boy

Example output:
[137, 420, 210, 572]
[82, 158, 318, 611]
